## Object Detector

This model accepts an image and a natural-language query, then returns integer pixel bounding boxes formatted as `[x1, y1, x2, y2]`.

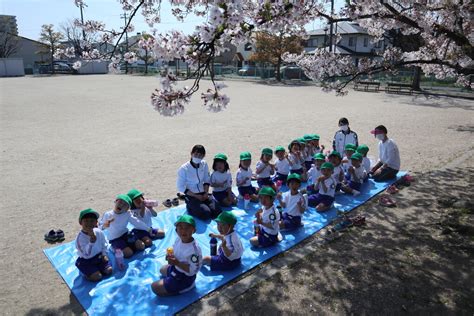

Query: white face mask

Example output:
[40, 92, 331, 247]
[191, 157, 202, 164]
[340, 125, 348, 132]
[376, 134, 385, 141]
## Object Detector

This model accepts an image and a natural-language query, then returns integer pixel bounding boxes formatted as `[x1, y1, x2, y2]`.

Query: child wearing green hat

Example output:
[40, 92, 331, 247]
[342, 143, 357, 176]
[356, 144, 371, 181]
[303, 134, 316, 171]
[328, 151, 345, 192]
[75, 208, 112, 281]
[128, 188, 165, 247]
[287, 140, 306, 179]
[277, 173, 307, 230]
[236, 151, 258, 202]
[210, 153, 237, 206]
[256, 147, 277, 191]
[342, 153, 366, 196]
[250, 187, 281, 247]
[307, 162, 337, 212]
[203, 211, 243, 271]
[151, 215, 202, 296]
[273, 145, 290, 184]
[99, 194, 152, 258]
[306, 153, 326, 194]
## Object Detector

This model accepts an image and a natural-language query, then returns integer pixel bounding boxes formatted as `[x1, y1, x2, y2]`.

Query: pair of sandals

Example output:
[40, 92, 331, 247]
[163, 197, 180, 208]
[44, 229, 65, 243]
[379, 195, 397, 207]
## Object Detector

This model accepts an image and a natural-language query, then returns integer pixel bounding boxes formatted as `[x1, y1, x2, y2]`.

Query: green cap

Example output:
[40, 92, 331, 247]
[286, 173, 301, 183]
[78, 208, 99, 223]
[350, 152, 363, 161]
[297, 137, 307, 144]
[175, 214, 196, 228]
[127, 188, 143, 201]
[288, 140, 300, 150]
[356, 144, 369, 155]
[275, 145, 285, 152]
[328, 150, 342, 159]
[215, 211, 237, 225]
[258, 187, 276, 197]
[116, 194, 132, 206]
[303, 134, 313, 141]
[344, 144, 357, 152]
[312, 134, 320, 140]
[262, 147, 273, 156]
[321, 162, 334, 170]
[313, 153, 326, 160]
[239, 151, 251, 161]
[214, 153, 228, 161]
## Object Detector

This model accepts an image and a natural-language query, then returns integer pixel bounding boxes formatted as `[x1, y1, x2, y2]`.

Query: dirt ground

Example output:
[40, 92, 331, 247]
[0, 75, 473, 315]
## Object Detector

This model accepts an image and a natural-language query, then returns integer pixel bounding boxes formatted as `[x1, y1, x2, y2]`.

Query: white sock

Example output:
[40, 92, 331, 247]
[352, 190, 360, 196]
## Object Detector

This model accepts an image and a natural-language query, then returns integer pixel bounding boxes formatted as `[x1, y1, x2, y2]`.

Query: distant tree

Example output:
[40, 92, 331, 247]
[133, 33, 155, 74]
[38, 24, 64, 74]
[249, 32, 303, 81]
[0, 32, 19, 58]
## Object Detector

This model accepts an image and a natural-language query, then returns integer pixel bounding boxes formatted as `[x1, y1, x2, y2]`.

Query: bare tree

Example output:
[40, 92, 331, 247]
[0, 32, 19, 58]
[38, 24, 64, 74]
[60, 19, 98, 57]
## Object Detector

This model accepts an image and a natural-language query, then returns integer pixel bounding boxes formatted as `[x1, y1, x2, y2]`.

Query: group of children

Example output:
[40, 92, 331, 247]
[75, 119, 400, 297]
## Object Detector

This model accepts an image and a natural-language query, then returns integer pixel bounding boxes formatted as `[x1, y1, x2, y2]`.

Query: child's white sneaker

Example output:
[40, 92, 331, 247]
[352, 190, 360, 196]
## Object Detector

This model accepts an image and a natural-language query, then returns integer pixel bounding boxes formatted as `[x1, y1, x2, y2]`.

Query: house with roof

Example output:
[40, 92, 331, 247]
[305, 21, 389, 66]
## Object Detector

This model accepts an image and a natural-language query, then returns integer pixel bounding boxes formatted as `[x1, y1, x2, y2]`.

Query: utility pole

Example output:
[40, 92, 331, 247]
[120, 12, 129, 74]
[329, 0, 334, 52]
[79, 2, 87, 41]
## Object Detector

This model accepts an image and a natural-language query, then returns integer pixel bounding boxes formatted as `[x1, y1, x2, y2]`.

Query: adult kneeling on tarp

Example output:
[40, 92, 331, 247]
[177, 144, 222, 220]
[370, 125, 400, 182]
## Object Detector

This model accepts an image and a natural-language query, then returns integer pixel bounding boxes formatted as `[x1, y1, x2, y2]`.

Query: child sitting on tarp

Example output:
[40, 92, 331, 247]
[356, 144, 371, 181]
[328, 151, 344, 192]
[250, 187, 281, 247]
[308, 162, 337, 212]
[99, 194, 152, 258]
[273, 146, 290, 184]
[210, 153, 237, 207]
[342, 153, 366, 196]
[277, 173, 307, 230]
[127, 188, 165, 247]
[75, 208, 112, 282]
[306, 153, 326, 194]
[236, 151, 259, 202]
[203, 211, 243, 271]
[342, 143, 357, 173]
[256, 148, 277, 191]
[151, 215, 202, 296]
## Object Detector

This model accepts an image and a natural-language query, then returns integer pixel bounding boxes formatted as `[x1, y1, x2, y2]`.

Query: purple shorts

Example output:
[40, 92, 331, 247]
[335, 183, 342, 192]
[131, 228, 152, 240]
[306, 184, 317, 195]
[257, 229, 279, 247]
[163, 265, 196, 295]
[272, 172, 288, 183]
[238, 185, 257, 196]
[281, 213, 302, 230]
[210, 248, 241, 271]
[349, 180, 362, 191]
[304, 161, 313, 171]
[212, 190, 233, 203]
[257, 177, 273, 188]
[308, 193, 335, 208]
[290, 168, 304, 175]
[75, 253, 111, 277]
[110, 232, 137, 251]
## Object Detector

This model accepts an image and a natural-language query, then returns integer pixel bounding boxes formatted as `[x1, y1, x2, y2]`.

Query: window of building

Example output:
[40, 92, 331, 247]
[363, 37, 368, 47]
[375, 40, 382, 48]
[349, 37, 355, 47]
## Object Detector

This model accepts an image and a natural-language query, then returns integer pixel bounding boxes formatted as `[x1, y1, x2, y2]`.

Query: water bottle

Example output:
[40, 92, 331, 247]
[144, 199, 159, 208]
[244, 194, 250, 210]
[253, 220, 260, 236]
[210, 236, 218, 256]
[115, 248, 125, 271]
[166, 247, 174, 258]
[276, 180, 283, 191]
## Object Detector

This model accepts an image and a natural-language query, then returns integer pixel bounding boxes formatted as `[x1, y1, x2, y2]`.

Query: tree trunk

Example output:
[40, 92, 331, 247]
[145, 50, 148, 74]
[276, 56, 282, 81]
[50, 48, 55, 75]
[412, 66, 421, 91]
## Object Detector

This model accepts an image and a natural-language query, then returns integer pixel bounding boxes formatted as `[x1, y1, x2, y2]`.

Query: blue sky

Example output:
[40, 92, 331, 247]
[1, 0, 343, 41]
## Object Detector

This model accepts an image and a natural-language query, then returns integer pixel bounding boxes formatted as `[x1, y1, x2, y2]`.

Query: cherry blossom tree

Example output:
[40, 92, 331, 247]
[61, 0, 473, 114]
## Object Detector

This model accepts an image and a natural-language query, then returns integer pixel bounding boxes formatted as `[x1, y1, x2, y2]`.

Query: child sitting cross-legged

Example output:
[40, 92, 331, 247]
[307, 162, 337, 212]
[342, 153, 367, 196]
[277, 173, 307, 230]
[250, 187, 281, 247]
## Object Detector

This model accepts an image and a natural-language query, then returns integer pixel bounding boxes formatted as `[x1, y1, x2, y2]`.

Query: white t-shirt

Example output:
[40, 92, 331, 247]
[131, 207, 154, 228]
[256, 161, 273, 178]
[362, 157, 371, 174]
[99, 210, 150, 241]
[349, 165, 367, 184]
[332, 164, 344, 184]
[221, 231, 244, 261]
[236, 167, 253, 187]
[210, 170, 232, 192]
[305, 146, 315, 162]
[75, 228, 108, 259]
[318, 176, 337, 197]
[378, 138, 401, 170]
[342, 159, 353, 173]
[177, 160, 211, 194]
[288, 153, 303, 170]
[274, 158, 290, 175]
[282, 191, 307, 217]
[172, 237, 202, 276]
[260, 205, 280, 235]
[308, 165, 321, 185]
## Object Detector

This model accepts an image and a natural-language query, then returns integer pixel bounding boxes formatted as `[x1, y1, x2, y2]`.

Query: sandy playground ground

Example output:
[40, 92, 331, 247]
[0, 75, 473, 315]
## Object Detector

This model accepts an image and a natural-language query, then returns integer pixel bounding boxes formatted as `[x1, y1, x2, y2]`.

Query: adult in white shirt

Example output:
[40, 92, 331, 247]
[370, 125, 400, 182]
[177, 145, 222, 220]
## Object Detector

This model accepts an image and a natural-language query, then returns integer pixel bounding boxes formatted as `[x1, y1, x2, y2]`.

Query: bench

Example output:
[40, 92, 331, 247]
[353, 80, 381, 92]
[385, 82, 413, 94]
